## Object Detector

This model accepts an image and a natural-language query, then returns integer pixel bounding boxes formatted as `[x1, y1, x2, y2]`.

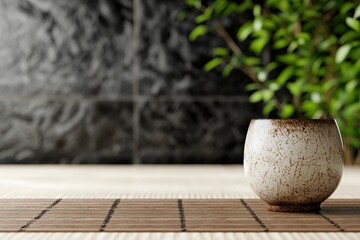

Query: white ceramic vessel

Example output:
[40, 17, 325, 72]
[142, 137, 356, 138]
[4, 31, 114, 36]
[244, 119, 343, 212]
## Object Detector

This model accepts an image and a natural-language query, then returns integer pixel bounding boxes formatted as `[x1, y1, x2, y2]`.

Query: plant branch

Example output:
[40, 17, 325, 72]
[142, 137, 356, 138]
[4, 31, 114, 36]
[213, 20, 242, 55]
[198, 5, 282, 112]
[213, 19, 283, 111]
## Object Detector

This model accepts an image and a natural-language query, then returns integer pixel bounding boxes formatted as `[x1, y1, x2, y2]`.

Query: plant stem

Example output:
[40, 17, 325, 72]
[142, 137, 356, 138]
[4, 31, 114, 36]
[198, 4, 283, 113]
[213, 20, 242, 55]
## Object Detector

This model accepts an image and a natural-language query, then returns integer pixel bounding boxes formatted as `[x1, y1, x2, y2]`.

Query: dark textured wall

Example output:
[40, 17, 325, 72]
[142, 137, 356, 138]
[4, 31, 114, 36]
[0, 0, 261, 164]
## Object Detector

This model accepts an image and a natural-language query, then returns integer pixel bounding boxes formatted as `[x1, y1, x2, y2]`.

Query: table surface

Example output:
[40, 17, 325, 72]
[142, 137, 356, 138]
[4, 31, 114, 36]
[0, 165, 359, 240]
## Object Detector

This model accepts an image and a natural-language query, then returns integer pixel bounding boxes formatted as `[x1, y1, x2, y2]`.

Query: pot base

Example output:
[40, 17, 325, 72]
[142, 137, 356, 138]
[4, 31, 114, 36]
[267, 204, 321, 213]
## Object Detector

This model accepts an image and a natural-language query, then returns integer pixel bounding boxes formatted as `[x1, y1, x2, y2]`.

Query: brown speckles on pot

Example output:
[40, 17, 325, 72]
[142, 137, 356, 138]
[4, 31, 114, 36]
[244, 119, 343, 213]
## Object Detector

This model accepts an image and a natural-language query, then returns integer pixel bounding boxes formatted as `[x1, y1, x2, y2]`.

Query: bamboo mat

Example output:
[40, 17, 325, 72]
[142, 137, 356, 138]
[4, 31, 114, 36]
[0, 199, 359, 232]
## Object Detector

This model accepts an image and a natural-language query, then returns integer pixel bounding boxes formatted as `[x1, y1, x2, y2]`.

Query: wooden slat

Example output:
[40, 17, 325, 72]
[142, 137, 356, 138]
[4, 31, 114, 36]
[0, 199, 359, 232]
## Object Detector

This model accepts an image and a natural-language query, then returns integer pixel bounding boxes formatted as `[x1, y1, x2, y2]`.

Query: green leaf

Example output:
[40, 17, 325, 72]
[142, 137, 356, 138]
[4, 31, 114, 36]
[277, 53, 297, 64]
[295, 32, 311, 46]
[262, 89, 274, 102]
[266, 62, 278, 72]
[311, 58, 323, 74]
[253, 5, 261, 17]
[343, 103, 360, 119]
[329, 97, 343, 115]
[287, 42, 298, 52]
[189, 25, 208, 41]
[195, 15, 209, 24]
[276, 66, 294, 86]
[213, 47, 229, 57]
[280, 104, 295, 118]
[303, 9, 321, 18]
[236, 0, 253, 13]
[214, 0, 228, 15]
[249, 89, 274, 103]
[249, 91, 263, 103]
[177, 11, 188, 21]
[345, 80, 358, 93]
[263, 18, 277, 30]
[195, 7, 213, 23]
[274, 29, 287, 39]
[355, 5, 360, 19]
[263, 100, 276, 115]
[253, 18, 263, 31]
[246, 83, 258, 91]
[294, 68, 305, 77]
[257, 71, 267, 82]
[341, 2, 355, 15]
[310, 92, 321, 103]
[349, 47, 360, 61]
[319, 35, 337, 51]
[273, 39, 288, 49]
[287, 79, 304, 97]
[346, 17, 360, 32]
[224, 2, 244, 16]
[340, 31, 358, 43]
[277, 1, 289, 11]
[269, 82, 280, 91]
[313, 110, 325, 119]
[243, 57, 260, 66]
[222, 64, 234, 77]
[336, 44, 352, 63]
[203, 58, 223, 72]
[250, 36, 269, 54]
[229, 55, 242, 65]
[237, 22, 253, 41]
[295, 58, 307, 67]
[186, 0, 201, 9]
[303, 83, 321, 92]
[321, 79, 338, 92]
[302, 100, 318, 116]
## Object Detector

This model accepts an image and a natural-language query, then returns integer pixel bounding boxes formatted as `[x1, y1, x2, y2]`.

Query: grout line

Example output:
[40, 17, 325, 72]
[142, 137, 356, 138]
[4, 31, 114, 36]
[0, 95, 250, 103]
[136, 95, 249, 102]
[318, 211, 345, 232]
[99, 199, 121, 232]
[240, 199, 269, 232]
[132, 99, 141, 164]
[132, 0, 142, 164]
[177, 199, 187, 232]
[18, 199, 62, 232]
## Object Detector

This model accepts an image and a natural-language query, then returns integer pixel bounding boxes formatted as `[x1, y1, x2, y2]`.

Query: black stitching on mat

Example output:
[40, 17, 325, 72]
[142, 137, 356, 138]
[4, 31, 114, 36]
[99, 199, 120, 232]
[240, 199, 269, 232]
[318, 212, 344, 232]
[18, 199, 62, 232]
[177, 199, 187, 232]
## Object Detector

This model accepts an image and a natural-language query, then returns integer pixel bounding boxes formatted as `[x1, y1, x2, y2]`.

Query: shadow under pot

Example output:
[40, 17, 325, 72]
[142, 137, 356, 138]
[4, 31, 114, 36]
[244, 119, 344, 213]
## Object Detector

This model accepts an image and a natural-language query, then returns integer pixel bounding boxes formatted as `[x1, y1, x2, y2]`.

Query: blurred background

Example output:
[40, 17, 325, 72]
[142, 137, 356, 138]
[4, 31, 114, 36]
[0, 0, 359, 165]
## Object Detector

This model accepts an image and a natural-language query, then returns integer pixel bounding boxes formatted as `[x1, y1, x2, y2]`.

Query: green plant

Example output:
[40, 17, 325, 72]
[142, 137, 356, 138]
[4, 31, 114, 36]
[182, 0, 360, 164]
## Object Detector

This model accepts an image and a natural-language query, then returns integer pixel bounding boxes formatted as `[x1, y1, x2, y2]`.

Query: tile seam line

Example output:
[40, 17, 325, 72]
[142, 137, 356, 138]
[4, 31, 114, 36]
[318, 211, 345, 232]
[18, 198, 62, 232]
[99, 199, 121, 232]
[240, 199, 269, 232]
[0, 96, 250, 102]
[132, 0, 142, 164]
[177, 199, 187, 232]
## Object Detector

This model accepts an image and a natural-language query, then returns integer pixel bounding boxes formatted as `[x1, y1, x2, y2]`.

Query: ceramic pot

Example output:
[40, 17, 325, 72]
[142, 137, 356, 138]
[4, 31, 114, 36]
[244, 119, 343, 212]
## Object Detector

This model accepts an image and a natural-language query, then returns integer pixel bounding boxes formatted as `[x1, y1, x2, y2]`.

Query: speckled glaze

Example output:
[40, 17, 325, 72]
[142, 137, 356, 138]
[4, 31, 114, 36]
[244, 119, 344, 212]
